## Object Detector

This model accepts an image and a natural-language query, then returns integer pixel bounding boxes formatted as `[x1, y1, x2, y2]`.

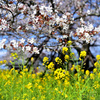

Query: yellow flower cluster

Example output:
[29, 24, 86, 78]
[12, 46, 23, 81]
[93, 81, 100, 89]
[75, 65, 81, 72]
[85, 70, 90, 76]
[94, 62, 100, 68]
[47, 62, 54, 70]
[54, 68, 66, 80]
[62, 47, 68, 55]
[90, 73, 94, 80]
[55, 57, 62, 64]
[96, 55, 100, 61]
[80, 51, 86, 58]
[64, 55, 69, 62]
[42, 57, 49, 65]
[0, 60, 7, 65]
[10, 52, 18, 59]
[25, 82, 32, 89]
[93, 68, 97, 73]
[68, 40, 72, 46]
[31, 57, 34, 62]
[70, 65, 75, 71]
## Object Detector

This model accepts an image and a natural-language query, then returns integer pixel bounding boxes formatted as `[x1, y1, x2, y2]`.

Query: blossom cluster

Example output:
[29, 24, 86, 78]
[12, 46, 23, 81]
[55, 57, 62, 65]
[54, 68, 66, 80]
[47, 62, 55, 71]
[0, 19, 9, 30]
[64, 55, 69, 62]
[42, 57, 49, 66]
[62, 47, 68, 55]
[80, 51, 87, 58]
[75, 18, 100, 43]
[10, 53, 18, 59]
[0, 38, 39, 54]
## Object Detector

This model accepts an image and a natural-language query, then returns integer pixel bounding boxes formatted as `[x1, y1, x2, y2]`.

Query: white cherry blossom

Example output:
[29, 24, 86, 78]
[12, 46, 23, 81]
[33, 47, 39, 54]
[26, 46, 31, 51]
[20, 38, 25, 44]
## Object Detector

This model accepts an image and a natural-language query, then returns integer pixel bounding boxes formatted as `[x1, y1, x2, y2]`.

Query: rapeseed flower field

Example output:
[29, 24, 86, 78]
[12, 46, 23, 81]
[0, 46, 100, 100]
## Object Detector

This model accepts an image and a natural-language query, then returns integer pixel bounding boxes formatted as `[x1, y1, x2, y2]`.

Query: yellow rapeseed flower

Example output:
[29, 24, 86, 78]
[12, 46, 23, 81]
[62, 47, 68, 55]
[96, 55, 100, 61]
[11, 53, 18, 59]
[70, 65, 75, 71]
[68, 40, 72, 46]
[3, 60, 7, 64]
[25, 82, 32, 89]
[93, 68, 97, 73]
[23, 68, 28, 72]
[43, 57, 49, 65]
[0, 61, 3, 64]
[55, 57, 62, 64]
[47, 62, 54, 70]
[98, 72, 100, 78]
[90, 73, 94, 80]
[80, 51, 87, 58]
[65, 94, 68, 98]
[38, 85, 43, 90]
[94, 62, 99, 67]
[55, 88, 58, 91]
[81, 69, 84, 74]
[90, 96, 95, 100]
[85, 70, 90, 76]
[54, 68, 66, 79]
[23, 66, 26, 69]
[32, 97, 36, 100]
[64, 55, 69, 62]
[31, 57, 34, 62]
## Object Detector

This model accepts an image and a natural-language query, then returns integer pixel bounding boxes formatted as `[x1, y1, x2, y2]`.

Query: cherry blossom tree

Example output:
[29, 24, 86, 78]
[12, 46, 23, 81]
[0, 0, 100, 72]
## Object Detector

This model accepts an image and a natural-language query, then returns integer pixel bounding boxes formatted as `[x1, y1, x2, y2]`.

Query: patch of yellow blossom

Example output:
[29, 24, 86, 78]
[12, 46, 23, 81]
[54, 88, 58, 91]
[62, 47, 68, 55]
[0, 60, 7, 65]
[47, 62, 55, 70]
[85, 70, 90, 76]
[31, 57, 34, 62]
[32, 97, 36, 100]
[80, 51, 87, 58]
[75, 82, 80, 89]
[90, 73, 94, 80]
[25, 82, 32, 89]
[81, 69, 84, 74]
[65, 94, 68, 98]
[75, 65, 81, 72]
[55, 57, 62, 64]
[64, 55, 69, 62]
[94, 61, 99, 67]
[42, 57, 49, 65]
[54, 68, 66, 80]
[70, 65, 75, 72]
[10, 52, 18, 59]
[90, 96, 95, 100]
[93, 68, 97, 73]
[68, 40, 72, 46]
[93, 81, 100, 89]
[96, 55, 100, 61]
